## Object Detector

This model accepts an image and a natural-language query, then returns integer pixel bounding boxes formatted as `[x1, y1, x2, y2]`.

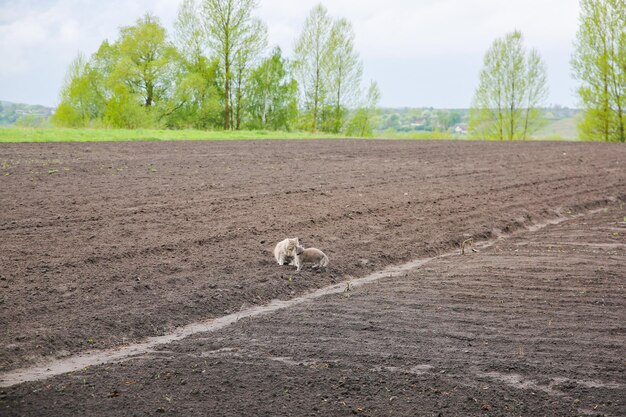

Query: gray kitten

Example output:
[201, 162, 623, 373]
[294, 245, 329, 271]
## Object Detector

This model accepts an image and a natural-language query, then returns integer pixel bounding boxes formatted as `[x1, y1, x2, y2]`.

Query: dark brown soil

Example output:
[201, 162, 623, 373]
[2, 189, 624, 416]
[1, 139, 626, 415]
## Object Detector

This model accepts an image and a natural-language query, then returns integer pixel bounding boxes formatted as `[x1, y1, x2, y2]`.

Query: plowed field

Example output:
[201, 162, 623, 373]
[1, 140, 625, 415]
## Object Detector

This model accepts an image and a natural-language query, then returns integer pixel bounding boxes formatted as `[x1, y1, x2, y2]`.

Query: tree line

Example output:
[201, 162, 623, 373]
[53, 1, 380, 135]
[572, 0, 625, 142]
[470, 0, 624, 142]
[54, 0, 623, 142]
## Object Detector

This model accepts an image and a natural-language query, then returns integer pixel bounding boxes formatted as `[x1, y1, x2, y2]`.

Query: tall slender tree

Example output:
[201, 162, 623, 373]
[523, 49, 549, 139]
[201, 0, 260, 130]
[325, 18, 363, 133]
[174, 0, 207, 72]
[293, 4, 333, 131]
[170, 0, 222, 129]
[232, 18, 267, 129]
[572, 0, 625, 142]
[470, 31, 548, 140]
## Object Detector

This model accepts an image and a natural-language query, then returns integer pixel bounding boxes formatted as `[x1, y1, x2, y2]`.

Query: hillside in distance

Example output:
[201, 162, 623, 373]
[376, 106, 580, 139]
[0, 101, 55, 126]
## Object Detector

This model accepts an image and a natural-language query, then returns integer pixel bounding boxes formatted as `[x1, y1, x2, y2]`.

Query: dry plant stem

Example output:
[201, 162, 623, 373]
[461, 238, 474, 255]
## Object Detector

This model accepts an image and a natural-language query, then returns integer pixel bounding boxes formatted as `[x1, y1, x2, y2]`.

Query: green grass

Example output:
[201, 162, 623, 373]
[0, 125, 582, 143]
[0, 127, 346, 143]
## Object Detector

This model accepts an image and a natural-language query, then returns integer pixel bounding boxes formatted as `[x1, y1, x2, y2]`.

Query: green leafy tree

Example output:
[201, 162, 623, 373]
[174, 0, 207, 71]
[231, 18, 268, 129]
[53, 54, 91, 127]
[522, 50, 549, 138]
[103, 84, 154, 128]
[201, 0, 261, 130]
[166, 59, 222, 129]
[52, 53, 106, 127]
[91, 40, 148, 128]
[94, 14, 177, 128]
[572, 0, 625, 142]
[169, 0, 222, 129]
[112, 14, 177, 109]
[346, 80, 381, 137]
[294, 5, 368, 133]
[470, 31, 548, 140]
[324, 18, 363, 133]
[293, 4, 333, 131]
[434, 110, 462, 132]
[382, 113, 401, 130]
[246, 47, 298, 130]
[56, 15, 178, 128]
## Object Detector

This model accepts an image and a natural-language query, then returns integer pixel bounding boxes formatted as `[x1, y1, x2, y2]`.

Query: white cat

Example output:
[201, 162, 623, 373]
[294, 245, 329, 271]
[274, 237, 300, 266]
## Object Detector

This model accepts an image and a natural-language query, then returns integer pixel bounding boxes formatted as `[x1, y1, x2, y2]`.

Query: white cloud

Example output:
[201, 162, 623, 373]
[258, 0, 580, 107]
[259, 0, 579, 58]
[0, 0, 581, 107]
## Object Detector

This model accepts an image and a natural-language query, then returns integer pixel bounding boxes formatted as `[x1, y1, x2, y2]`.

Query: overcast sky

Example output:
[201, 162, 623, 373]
[0, 0, 581, 108]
